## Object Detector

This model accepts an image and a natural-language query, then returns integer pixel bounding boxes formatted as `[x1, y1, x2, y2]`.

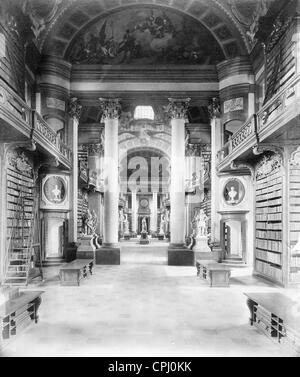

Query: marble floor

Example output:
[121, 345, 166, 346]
[1, 242, 298, 357]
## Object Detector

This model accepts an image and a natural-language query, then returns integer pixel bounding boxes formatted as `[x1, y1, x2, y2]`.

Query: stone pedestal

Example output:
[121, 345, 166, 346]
[77, 236, 96, 259]
[194, 251, 219, 262]
[168, 245, 194, 266]
[193, 236, 211, 253]
[140, 231, 150, 245]
[96, 246, 120, 265]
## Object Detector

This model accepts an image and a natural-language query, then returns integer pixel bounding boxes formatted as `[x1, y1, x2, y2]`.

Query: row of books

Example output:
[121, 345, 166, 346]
[256, 230, 282, 240]
[6, 210, 32, 220]
[7, 167, 33, 180]
[7, 179, 33, 191]
[256, 190, 282, 201]
[289, 167, 300, 176]
[256, 213, 282, 222]
[256, 221, 282, 230]
[257, 198, 282, 207]
[256, 259, 283, 281]
[7, 188, 33, 198]
[256, 239, 282, 252]
[256, 182, 282, 196]
[256, 249, 282, 265]
[256, 205, 282, 214]
[256, 174, 282, 187]
[7, 202, 33, 212]
[291, 256, 300, 268]
[290, 271, 300, 282]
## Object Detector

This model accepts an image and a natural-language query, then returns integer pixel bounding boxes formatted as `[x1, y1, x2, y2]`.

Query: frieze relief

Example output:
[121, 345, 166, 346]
[255, 153, 282, 179]
[7, 150, 33, 174]
[290, 147, 300, 166]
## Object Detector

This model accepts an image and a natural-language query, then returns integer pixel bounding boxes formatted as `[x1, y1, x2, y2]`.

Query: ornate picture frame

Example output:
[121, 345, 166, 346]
[223, 178, 245, 206]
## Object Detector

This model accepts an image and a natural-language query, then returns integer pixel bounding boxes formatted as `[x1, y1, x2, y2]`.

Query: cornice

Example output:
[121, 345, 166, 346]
[71, 64, 218, 83]
[217, 56, 253, 81]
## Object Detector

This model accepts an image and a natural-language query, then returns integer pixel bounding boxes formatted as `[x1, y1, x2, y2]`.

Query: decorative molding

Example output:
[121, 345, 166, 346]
[290, 146, 300, 166]
[230, 161, 255, 178]
[253, 143, 284, 158]
[207, 97, 221, 119]
[67, 97, 82, 120]
[255, 153, 282, 179]
[99, 98, 122, 120]
[224, 97, 244, 113]
[7, 150, 33, 174]
[165, 98, 191, 119]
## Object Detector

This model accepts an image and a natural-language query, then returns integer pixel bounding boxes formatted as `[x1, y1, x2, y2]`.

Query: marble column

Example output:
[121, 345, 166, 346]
[151, 192, 158, 236]
[96, 98, 121, 265]
[131, 190, 137, 236]
[87, 143, 104, 236]
[208, 98, 222, 252]
[166, 98, 194, 266]
[67, 98, 82, 243]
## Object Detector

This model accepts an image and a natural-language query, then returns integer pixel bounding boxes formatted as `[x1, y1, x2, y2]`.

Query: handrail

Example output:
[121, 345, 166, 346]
[218, 74, 300, 165]
[32, 110, 73, 164]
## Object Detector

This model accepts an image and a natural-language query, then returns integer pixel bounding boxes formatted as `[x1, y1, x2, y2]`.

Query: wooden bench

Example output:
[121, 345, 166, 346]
[245, 292, 300, 356]
[59, 259, 94, 286]
[0, 290, 44, 349]
[196, 259, 231, 287]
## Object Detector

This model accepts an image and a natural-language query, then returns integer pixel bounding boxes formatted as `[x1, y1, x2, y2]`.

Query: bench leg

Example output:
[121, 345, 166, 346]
[89, 262, 93, 275]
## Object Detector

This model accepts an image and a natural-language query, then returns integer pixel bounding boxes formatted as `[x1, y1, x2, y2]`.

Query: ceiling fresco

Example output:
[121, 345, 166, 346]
[66, 7, 225, 65]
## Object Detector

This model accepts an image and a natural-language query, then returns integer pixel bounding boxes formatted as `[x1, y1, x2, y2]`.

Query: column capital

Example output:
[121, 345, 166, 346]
[82, 143, 104, 156]
[166, 98, 191, 119]
[99, 98, 122, 120]
[207, 97, 221, 119]
[68, 97, 82, 120]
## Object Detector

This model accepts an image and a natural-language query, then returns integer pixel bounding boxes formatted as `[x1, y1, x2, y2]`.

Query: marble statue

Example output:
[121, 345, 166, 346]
[142, 217, 147, 233]
[228, 186, 238, 203]
[82, 209, 97, 236]
[159, 214, 166, 235]
[123, 214, 130, 234]
[195, 209, 208, 237]
[192, 209, 210, 253]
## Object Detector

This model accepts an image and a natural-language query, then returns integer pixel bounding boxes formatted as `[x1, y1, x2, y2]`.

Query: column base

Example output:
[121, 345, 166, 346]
[168, 245, 194, 266]
[77, 236, 96, 260]
[96, 246, 120, 265]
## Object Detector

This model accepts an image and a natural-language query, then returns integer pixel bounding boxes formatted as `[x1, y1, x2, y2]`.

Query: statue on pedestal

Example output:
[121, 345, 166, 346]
[159, 213, 166, 236]
[195, 209, 208, 237]
[141, 217, 147, 233]
[123, 214, 130, 235]
[140, 216, 149, 244]
[192, 209, 211, 253]
[78, 209, 98, 259]
[82, 209, 96, 236]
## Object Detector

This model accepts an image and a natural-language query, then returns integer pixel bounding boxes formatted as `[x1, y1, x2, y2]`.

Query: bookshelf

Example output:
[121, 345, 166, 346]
[289, 160, 300, 283]
[255, 154, 283, 284]
[5, 152, 35, 284]
[77, 189, 88, 239]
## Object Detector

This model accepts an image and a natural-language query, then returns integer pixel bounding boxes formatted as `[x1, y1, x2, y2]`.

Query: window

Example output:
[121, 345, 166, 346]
[134, 106, 154, 120]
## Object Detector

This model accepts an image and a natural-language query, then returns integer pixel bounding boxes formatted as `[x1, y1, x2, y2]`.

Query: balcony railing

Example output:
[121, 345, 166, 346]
[218, 114, 257, 163]
[32, 110, 72, 166]
[217, 74, 300, 167]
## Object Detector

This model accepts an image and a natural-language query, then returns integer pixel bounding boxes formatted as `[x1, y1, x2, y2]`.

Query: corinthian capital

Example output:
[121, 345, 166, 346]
[99, 98, 122, 120]
[166, 98, 191, 119]
[68, 97, 82, 120]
